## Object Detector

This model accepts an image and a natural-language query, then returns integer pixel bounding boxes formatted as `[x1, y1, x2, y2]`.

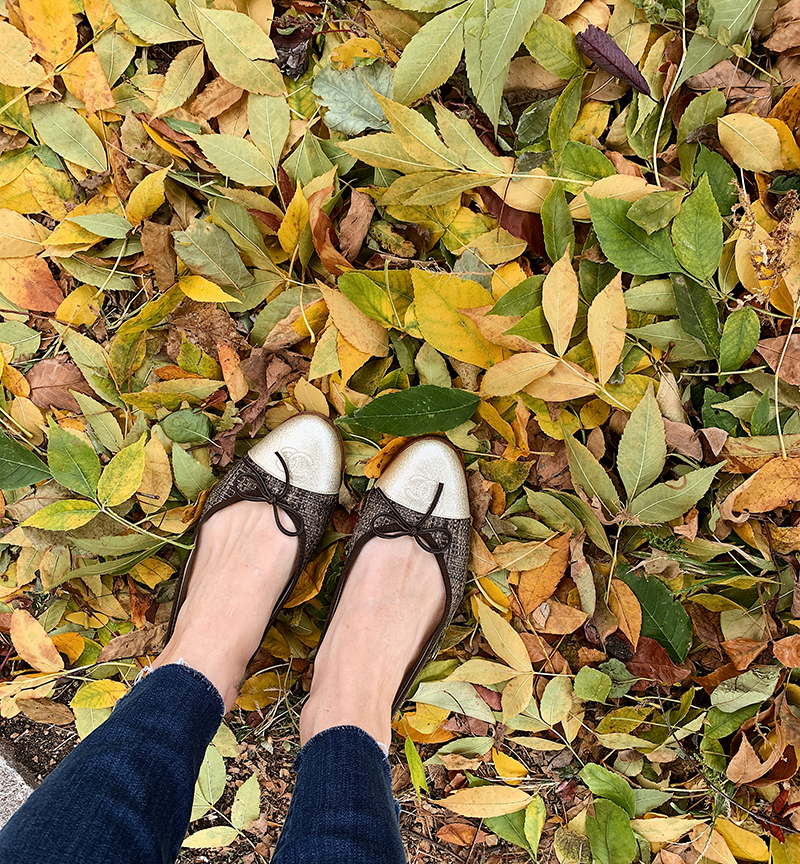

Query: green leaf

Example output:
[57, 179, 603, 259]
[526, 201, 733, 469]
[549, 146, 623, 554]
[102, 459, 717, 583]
[248, 94, 290, 173]
[111, 0, 195, 43]
[0, 430, 50, 490]
[677, 89, 726, 181]
[626, 319, 713, 362]
[524, 14, 584, 79]
[542, 183, 574, 263]
[586, 195, 680, 276]
[671, 272, 720, 358]
[489, 275, 543, 316]
[433, 102, 506, 174]
[623, 278, 676, 315]
[172, 444, 216, 500]
[97, 435, 146, 506]
[350, 385, 479, 435]
[192, 744, 226, 821]
[618, 565, 692, 663]
[209, 198, 273, 271]
[47, 425, 101, 498]
[67, 213, 133, 239]
[173, 219, 253, 290]
[549, 75, 582, 155]
[313, 62, 391, 136]
[405, 734, 429, 798]
[484, 809, 531, 853]
[704, 703, 759, 739]
[720, 306, 760, 376]
[617, 386, 666, 501]
[696, 145, 737, 215]
[562, 432, 620, 515]
[338, 272, 396, 327]
[629, 463, 722, 526]
[0, 321, 40, 359]
[559, 140, 615, 186]
[30, 103, 108, 172]
[392, 3, 470, 105]
[154, 44, 206, 117]
[196, 7, 284, 95]
[476, 0, 545, 127]
[22, 499, 101, 530]
[573, 666, 611, 703]
[182, 827, 239, 849]
[524, 795, 547, 858]
[677, 0, 760, 86]
[231, 774, 261, 830]
[672, 175, 723, 281]
[579, 764, 635, 816]
[709, 666, 780, 714]
[160, 409, 212, 444]
[194, 134, 275, 187]
[60, 257, 135, 293]
[626, 190, 683, 234]
[585, 799, 637, 864]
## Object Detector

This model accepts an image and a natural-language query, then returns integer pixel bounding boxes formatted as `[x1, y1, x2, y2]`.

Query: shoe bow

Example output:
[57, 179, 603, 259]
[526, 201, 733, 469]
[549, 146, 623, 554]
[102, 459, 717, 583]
[371, 482, 452, 555]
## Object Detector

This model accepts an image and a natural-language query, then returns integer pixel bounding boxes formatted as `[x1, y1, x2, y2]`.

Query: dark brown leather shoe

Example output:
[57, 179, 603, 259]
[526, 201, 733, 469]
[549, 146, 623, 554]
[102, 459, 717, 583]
[322, 437, 471, 716]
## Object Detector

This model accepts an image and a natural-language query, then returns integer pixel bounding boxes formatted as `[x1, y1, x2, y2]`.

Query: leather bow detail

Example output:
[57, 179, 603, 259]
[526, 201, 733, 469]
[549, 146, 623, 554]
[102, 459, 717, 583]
[371, 483, 452, 555]
[235, 452, 304, 538]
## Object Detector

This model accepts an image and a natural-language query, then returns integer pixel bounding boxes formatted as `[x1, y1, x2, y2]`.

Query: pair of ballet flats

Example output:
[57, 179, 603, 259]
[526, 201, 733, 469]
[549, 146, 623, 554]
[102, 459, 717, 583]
[166, 413, 471, 716]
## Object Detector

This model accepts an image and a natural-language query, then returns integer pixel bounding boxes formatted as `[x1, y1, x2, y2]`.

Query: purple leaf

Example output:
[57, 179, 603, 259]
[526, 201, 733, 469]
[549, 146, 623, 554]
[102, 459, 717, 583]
[575, 25, 652, 97]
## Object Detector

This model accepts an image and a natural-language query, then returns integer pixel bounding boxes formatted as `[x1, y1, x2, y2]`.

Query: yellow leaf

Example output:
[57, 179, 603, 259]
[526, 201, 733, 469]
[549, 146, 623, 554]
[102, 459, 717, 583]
[599, 373, 651, 411]
[131, 556, 175, 588]
[97, 434, 146, 506]
[18, 0, 77, 65]
[330, 37, 388, 67]
[476, 400, 515, 444]
[278, 185, 309, 254]
[127, 168, 169, 226]
[542, 251, 578, 356]
[570, 175, 652, 221]
[22, 499, 101, 530]
[70, 679, 128, 708]
[0, 20, 45, 87]
[440, 785, 531, 818]
[478, 601, 532, 672]
[60, 51, 115, 114]
[0, 208, 43, 257]
[51, 631, 85, 663]
[10, 609, 64, 673]
[502, 673, 534, 723]
[579, 398, 610, 429]
[631, 816, 702, 844]
[490, 168, 553, 213]
[717, 114, 783, 174]
[318, 283, 388, 357]
[142, 122, 187, 161]
[492, 261, 527, 298]
[236, 671, 281, 710]
[480, 350, 558, 396]
[448, 658, 518, 685]
[178, 274, 240, 304]
[525, 358, 597, 401]
[285, 542, 337, 607]
[587, 273, 626, 385]
[293, 377, 329, 416]
[413, 270, 503, 369]
[56, 284, 103, 327]
[136, 435, 172, 514]
[492, 748, 528, 784]
[337, 332, 371, 384]
[714, 819, 769, 863]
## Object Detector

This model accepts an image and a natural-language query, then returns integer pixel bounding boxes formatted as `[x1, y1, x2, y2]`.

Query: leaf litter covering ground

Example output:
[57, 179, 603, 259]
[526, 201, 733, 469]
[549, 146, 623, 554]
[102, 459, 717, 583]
[5, 0, 800, 860]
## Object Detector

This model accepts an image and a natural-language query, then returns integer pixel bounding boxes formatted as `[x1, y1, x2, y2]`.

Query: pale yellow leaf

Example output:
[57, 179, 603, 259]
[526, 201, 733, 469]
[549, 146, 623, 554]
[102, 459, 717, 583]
[718, 114, 783, 174]
[480, 350, 558, 396]
[440, 785, 532, 818]
[478, 601, 532, 673]
[587, 273, 626, 385]
[542, 251, 578, 356]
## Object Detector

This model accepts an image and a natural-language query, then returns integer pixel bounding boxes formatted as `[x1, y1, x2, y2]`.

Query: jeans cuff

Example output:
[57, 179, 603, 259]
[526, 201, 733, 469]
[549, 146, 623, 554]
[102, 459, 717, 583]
[132, 661, 225, 718]
[294, 725, 390, 772]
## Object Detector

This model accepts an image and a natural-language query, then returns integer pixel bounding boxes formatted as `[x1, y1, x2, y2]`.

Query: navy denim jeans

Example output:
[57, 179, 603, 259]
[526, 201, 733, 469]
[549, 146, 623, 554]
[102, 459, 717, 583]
[0, 664, 407, 864]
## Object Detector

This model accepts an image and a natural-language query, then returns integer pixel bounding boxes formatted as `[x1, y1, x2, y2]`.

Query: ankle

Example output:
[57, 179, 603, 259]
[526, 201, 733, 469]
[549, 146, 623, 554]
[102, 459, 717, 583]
[299, 689, 391, 747]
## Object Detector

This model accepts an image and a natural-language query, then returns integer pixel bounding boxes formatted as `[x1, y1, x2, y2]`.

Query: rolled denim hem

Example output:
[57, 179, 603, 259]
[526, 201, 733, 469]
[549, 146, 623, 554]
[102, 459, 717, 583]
[130, 660, 225, 718]
[295, 725, 390, 772]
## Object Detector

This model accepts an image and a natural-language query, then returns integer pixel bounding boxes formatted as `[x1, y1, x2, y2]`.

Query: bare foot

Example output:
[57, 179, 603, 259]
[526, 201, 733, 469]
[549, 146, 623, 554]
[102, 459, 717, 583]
[152, 500, 298, 711]
[299, 535, 445, 747]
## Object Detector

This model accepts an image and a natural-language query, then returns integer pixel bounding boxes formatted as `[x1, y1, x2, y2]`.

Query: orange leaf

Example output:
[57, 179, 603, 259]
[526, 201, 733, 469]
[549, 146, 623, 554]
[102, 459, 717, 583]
[518, 532, 570, 615]
[216, 341, 249, 403]
[607, 578, 641, 650]
[10, 609, 64, 673]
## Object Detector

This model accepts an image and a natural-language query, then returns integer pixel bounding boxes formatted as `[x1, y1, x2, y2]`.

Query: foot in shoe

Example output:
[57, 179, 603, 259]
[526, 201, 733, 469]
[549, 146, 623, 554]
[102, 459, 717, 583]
[299, 535, 445, 746]
[153, 500, 299, 712]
